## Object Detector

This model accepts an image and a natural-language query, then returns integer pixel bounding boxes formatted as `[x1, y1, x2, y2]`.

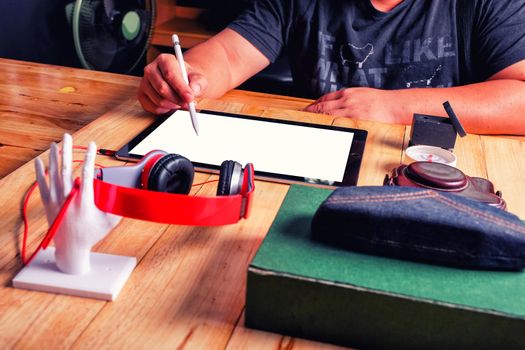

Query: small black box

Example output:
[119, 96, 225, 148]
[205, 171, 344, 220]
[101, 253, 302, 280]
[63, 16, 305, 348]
[409, 114, 457, 150]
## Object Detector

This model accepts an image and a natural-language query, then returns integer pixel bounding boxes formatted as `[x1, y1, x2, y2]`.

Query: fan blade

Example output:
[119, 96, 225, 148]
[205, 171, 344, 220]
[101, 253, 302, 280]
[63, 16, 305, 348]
[103, 0, 115, 19]
[65, 2, 75, 26]
[78, 0, 118, 70]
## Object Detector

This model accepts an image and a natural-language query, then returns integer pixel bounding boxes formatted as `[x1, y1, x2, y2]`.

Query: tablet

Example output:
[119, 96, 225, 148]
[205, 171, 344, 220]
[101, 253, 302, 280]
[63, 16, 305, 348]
[116, 110, 367, 186]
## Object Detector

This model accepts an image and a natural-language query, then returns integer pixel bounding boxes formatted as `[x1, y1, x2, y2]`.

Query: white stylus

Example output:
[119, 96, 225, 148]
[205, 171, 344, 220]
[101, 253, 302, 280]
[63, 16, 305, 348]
[172, 34, 199, 136]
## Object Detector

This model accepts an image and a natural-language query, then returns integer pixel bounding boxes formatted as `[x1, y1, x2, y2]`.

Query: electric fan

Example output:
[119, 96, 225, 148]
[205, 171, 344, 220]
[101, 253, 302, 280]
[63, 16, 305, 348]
[66, 0, 156, 74]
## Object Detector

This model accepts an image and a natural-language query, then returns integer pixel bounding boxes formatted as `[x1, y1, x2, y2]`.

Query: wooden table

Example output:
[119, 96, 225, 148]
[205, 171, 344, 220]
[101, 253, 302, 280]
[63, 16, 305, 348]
[0, 59, 524, 349]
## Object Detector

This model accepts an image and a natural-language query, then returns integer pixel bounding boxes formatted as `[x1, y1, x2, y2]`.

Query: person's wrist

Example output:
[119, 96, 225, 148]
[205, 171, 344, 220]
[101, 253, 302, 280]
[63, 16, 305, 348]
[383, 89, 411, 124]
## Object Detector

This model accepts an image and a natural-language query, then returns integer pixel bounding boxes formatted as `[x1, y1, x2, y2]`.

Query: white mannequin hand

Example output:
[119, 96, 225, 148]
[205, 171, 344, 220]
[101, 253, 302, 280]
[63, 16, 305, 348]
[35, 134, 122, 275]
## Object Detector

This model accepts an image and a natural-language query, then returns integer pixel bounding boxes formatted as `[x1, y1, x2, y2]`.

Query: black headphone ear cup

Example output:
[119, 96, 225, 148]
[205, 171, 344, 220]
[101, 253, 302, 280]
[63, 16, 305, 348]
[147, 154, 194, 194]
[217, 160, 243, 196]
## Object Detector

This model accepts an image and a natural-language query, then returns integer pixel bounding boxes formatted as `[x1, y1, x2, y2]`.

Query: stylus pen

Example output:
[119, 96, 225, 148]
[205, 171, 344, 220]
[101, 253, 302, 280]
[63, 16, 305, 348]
[172, 34, 200, 136]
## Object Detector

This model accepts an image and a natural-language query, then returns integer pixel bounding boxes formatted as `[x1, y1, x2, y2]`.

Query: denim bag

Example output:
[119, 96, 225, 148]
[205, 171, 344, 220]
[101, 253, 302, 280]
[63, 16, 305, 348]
[311, 186, 525, 270]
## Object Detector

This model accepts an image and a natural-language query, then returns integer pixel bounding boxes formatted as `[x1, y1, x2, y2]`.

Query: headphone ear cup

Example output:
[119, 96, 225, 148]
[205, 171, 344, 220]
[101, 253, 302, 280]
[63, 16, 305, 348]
[217, 160, 243, 196]
[147, 154, 194, 194]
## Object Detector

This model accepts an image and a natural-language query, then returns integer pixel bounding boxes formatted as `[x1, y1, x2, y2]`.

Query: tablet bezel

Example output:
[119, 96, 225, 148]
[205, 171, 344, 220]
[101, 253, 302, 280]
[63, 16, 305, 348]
[115, 109, 367, 187]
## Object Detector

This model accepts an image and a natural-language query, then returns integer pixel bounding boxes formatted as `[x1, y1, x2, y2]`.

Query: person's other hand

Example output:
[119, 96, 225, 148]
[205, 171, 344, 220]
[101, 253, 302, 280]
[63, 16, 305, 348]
[35, 133, 122, 275]
[137, 53, 208, 114]
[303, 87, 400, 124]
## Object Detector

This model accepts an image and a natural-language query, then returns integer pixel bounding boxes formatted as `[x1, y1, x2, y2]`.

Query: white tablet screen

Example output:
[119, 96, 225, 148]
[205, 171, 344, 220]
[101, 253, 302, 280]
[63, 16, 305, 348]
[130, 110, 355, 183]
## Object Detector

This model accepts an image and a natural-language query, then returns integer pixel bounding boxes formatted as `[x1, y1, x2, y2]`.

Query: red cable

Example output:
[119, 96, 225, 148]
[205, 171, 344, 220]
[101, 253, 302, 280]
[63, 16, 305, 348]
[21, 181, 39, 265]
[21, 179, 81, 265]
[72, 159, 105, 169]
[40, 179, 81, 249]
[192, 179, 219, 187]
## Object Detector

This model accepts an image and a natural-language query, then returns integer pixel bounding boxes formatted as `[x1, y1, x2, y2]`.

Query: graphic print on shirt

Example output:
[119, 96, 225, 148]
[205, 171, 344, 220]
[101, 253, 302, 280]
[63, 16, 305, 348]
[340, 43, 375, 69]
[312, 31, 457, 95]
[403, 64, 443, 88]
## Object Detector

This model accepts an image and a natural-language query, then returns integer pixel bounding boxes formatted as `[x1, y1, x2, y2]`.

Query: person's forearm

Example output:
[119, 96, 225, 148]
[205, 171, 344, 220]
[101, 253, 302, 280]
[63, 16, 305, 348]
[390, 80, 525, 135]
[184, 38, 236, 98]
[183, 29, 270, 98]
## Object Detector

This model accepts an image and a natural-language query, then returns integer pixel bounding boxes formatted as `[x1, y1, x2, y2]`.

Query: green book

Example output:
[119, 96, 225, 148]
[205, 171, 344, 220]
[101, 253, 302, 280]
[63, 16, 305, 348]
[246, 185, 525, 349]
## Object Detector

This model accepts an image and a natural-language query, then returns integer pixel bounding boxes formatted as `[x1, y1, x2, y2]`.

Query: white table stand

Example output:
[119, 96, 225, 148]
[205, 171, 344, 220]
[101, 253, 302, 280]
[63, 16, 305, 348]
[13, 247, 136, 301]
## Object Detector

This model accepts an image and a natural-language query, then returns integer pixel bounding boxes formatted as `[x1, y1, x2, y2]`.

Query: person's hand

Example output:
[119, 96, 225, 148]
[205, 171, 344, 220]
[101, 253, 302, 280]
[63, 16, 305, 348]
[303, 87, 402, 124]
[35, 134, 122, 275]
[137, 53, 208, 114]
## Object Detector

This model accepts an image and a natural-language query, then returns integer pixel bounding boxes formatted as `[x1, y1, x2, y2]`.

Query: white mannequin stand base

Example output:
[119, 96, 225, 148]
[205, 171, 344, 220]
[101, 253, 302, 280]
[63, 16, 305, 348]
[13, 247, 136, 301]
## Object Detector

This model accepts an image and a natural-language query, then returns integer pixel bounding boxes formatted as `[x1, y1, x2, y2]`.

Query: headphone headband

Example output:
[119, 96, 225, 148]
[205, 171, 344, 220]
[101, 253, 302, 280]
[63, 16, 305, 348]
[93, 163, 255, 226]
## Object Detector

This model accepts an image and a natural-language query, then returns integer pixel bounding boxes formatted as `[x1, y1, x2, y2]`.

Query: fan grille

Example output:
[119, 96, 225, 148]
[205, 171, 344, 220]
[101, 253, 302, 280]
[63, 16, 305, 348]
[72, 0, 155, 73]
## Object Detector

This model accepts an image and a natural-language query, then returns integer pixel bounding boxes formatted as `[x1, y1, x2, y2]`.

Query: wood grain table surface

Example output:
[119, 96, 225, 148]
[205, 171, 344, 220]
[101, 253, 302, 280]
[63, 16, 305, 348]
[0, 58, 523, 349]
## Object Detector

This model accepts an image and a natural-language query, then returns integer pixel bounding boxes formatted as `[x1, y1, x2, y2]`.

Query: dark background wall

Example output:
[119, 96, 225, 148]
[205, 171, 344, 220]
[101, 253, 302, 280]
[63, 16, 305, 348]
[0, 0, 251, 67]
[0, 0, 79, 66]
[0, 0, 292, 95]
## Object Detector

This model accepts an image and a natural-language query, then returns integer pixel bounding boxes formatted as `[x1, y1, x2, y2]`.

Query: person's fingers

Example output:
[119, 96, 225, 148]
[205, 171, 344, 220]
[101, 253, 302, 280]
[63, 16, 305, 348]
[141, 77, 163, 106]
[35, 158, 50, 204]
[303, 89, 350, 113]
[188, 72, 208, 97]
[141, 54, 208, 111]
[144, 75, 181, 109]
[156, 54, 195, 103]
[147, 64, 184, 104]
[81, 141, 97, 204]
[61, 133, 73, 197]
[48, 143, 63, 203]
[137, 90, 172, 115]
[303, 98, 345, 114]
[314, 89, 345, 103]
[321, 108, 352, 118]
[140, 55, 196, 113]
[142, 77, 182, 111]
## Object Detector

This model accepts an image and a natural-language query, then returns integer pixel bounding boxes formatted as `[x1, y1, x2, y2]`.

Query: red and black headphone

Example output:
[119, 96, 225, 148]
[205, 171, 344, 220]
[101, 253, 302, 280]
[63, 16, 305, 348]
[94, 150, 255, 225]
[21, 150, 255, 265]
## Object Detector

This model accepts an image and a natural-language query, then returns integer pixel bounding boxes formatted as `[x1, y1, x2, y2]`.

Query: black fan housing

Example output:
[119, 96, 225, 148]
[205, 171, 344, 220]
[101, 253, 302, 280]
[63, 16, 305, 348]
[70, 0, 155, 74]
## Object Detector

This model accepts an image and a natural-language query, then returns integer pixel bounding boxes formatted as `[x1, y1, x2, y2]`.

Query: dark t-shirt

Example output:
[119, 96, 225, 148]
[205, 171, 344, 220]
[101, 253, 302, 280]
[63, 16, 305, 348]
[228, 0, 525, 98]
